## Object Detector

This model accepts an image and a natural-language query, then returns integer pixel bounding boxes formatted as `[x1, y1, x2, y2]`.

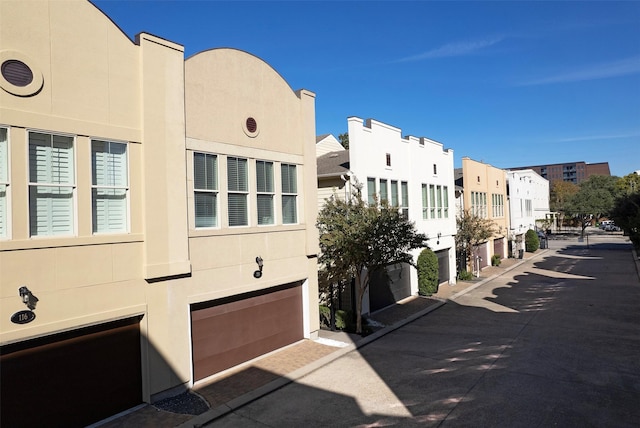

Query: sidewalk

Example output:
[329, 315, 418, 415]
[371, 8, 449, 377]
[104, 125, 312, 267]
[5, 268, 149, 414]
[95, 251, 543, 428]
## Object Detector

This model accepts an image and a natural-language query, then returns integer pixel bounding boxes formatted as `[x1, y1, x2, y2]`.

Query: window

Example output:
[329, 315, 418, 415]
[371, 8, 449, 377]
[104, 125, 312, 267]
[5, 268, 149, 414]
[437, 185, 443, 218]
[525, 199, 533, 217]
[227, 157, 248, 226]
[429, 184, 436, 219]
[29, 132, 75, 236]
[194, 152, 218, 228]
[471, 191, 487, 218]
[92, 140, 128, 233]
[0, 127, 7, 238]
[281, 163, 297, 224]
[379, 179, 388, 204]
[367, 177, 376, 205]
[443, 186, 449, 218]
[491, 193, 504, 218]
[386, 153, 391, 167]
[256, 160, 274, 225]
[433, 164, 437, 175]
[421, 184, 428, 219]
[390, 180, 398, 207]
[400, 181, 409, 218]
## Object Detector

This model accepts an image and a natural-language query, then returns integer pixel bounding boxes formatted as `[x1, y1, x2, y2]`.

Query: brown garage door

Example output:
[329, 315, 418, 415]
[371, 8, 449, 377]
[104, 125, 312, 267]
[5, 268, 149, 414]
[191, 282, 303, 381]
[0, 316, 143, 428]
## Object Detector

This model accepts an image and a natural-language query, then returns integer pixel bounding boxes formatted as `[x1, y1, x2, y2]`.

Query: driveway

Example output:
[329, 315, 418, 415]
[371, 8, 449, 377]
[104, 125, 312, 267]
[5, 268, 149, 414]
[206, 235, 640, 427]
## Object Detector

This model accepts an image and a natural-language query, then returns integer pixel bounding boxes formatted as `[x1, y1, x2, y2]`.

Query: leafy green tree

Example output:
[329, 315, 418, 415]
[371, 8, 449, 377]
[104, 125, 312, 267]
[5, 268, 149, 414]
[610, 191, 640, 250]
[550, 181, 579, 230]
[455, 209, 495, 273]
[338, 132, 349, 149]
[317, 188, 427, 333]
[525, 229, 539, 252]
[565, 175, 620, 237]
[615, 172, 640, 197]
[417, 248, 439, 296]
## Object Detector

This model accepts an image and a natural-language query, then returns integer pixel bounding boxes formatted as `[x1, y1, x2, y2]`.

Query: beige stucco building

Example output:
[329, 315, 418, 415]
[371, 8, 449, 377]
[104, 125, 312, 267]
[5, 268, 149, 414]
[455, 157, 510, 273]
[0, 1, 319, 426]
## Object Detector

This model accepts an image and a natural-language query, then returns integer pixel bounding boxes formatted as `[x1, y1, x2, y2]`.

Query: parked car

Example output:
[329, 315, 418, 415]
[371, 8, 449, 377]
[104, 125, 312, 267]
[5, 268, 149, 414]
[604, 223, 621, 232]
[600, 220, 613, 230]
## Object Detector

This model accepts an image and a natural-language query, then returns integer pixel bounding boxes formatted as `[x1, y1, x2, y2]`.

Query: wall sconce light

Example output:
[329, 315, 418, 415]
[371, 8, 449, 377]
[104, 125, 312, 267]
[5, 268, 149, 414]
[19, 286, 38, 311]
[253, 256, 264, 279]
[437, 232, 441, 245]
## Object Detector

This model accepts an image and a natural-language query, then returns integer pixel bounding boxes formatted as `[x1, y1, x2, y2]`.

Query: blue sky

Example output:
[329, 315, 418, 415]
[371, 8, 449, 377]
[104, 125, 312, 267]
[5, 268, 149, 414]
[92, 1, 640, 177]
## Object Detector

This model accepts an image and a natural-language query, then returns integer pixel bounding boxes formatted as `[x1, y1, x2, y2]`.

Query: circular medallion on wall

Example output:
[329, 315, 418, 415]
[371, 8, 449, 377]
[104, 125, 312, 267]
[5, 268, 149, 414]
[0, 50, 44, 97]
[242, 116, 260, 138]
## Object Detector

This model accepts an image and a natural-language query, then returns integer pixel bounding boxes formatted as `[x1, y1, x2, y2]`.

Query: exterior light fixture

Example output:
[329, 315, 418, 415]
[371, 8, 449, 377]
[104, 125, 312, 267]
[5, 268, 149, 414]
[437, 232, 441, 245]
[18, 286, 38, 311]
[253, 256, 264, 279]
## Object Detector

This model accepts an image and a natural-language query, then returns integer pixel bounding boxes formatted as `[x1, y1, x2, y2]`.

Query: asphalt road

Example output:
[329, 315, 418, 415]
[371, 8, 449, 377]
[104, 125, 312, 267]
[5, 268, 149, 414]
[207, 235, 640, 427]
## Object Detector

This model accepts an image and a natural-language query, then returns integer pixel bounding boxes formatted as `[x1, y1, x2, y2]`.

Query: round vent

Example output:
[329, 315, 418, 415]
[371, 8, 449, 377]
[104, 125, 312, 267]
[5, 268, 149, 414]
[1, 59, 33, 87]
[246, 117, 257, 133]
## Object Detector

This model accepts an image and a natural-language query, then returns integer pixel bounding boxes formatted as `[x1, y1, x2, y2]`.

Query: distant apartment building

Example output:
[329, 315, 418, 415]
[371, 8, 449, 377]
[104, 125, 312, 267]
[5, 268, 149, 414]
[0, 1, 319, 426]
[316, 118, 457, 315]
[509, 161, 610, 186]
[455, 158, 510, 273]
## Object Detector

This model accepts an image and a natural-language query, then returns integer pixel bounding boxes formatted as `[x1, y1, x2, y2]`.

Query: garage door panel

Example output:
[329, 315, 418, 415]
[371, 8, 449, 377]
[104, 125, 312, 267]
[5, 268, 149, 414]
[192, 283, 303, 381]
[0, 317, 142, 428]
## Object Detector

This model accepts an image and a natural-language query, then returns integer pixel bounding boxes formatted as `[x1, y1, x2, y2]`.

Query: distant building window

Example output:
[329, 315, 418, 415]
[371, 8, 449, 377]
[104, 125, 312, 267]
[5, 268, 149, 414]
[228, 157, 248, 226]
[92, 140, 128, 233]
[390, 180, 399, 207]
[429, 184, 436, 219]
[281, 163, 297, 224]
[471, 191, 487, 218]
[433, 164, 437, 175]
[29, 132, 75, 236]
[492, 193, 504, 218]
[386, 153, 391, 167]
[194, 152, 218, 228]
[443, 186, 449, 218]
[379, 179, 388, 203]
[367, 177, 376, 205]
[421, 184, 428, 220]
[401, 181, 409, 218]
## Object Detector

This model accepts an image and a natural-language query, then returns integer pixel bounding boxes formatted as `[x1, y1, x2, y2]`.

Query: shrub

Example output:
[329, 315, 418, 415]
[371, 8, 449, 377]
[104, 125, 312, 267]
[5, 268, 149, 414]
[491, 254, 501, 266]
[525, 229, 540, 252]
[335, 309, 354, 331]
[458, 269, 473, 281]
[417, 248, 439, 296]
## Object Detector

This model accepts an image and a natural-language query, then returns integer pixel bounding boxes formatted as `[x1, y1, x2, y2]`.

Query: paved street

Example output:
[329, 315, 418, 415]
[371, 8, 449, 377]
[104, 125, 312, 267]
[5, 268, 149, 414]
[206, 235, 640, 427]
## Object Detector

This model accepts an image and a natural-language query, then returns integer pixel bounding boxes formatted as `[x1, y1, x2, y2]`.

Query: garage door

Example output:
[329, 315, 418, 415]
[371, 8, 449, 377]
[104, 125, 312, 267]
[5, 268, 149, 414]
[191, 282, 303, 381]
[369, 263, 411, 313]
[0, 316, 143, 428]
[436, 249, 450, 285]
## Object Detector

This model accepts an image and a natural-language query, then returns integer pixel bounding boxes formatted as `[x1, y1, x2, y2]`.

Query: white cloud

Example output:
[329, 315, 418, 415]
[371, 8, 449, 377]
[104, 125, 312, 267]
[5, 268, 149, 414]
[520, 57, 640, 86]
[395, 36, 504, 63]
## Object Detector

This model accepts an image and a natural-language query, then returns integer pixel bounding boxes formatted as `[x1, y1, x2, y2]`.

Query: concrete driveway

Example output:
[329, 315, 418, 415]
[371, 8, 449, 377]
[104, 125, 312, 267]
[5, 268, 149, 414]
[206, 235, 640, 427]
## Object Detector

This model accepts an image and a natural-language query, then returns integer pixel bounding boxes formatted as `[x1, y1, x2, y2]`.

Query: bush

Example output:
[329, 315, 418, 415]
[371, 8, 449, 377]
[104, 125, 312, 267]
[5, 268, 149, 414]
[417, 248, 439, 296]
[491, 254, 501, 266]
[458, 269, 473, 281]
[525, 229, 539, 252]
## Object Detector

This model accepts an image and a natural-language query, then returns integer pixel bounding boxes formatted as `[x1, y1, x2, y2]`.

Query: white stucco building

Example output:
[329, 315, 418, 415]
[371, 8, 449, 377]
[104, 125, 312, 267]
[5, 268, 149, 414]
[317, 117, 456, 315]
[507, 169, 550, 254]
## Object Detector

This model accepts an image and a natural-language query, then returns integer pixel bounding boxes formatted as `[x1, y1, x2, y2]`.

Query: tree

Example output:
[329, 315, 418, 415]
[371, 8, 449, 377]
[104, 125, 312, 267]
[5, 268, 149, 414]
[550, 181, 579, 230]
[338, 132, 349, 150]
[417, 248, 438, 296]
[317, 188, 427, 333]
[455, 210, 495, 274]
[610, 191, 640, 250]
[615, 172, 640, 197]
[565, 175, 619, 237]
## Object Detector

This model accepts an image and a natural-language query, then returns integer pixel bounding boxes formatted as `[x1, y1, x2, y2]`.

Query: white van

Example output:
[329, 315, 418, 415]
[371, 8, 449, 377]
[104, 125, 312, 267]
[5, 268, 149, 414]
[600, 220, 613, 230]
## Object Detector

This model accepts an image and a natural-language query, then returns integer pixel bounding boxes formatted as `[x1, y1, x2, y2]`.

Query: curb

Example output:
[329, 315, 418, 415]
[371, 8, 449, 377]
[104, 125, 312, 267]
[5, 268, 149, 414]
[180, 250, 550, 427]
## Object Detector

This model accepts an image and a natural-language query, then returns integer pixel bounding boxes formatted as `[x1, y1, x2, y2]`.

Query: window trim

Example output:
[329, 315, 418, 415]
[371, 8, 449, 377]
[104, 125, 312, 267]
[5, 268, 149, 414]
[193, 152, 219, 229]
[28, 130, 77, 237]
